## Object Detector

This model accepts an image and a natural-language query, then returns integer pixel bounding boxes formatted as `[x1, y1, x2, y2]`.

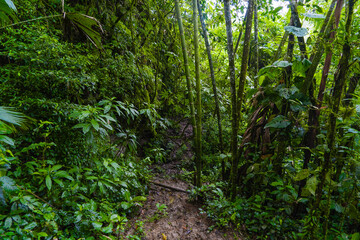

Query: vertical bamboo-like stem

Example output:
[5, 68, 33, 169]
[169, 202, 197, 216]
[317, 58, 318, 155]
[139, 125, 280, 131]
[234, 0, 254, 197]
[197, 0, 224, 178]
[273, 31, 289, 62]
[301, 0, 337, 94]
[236, 0, 254, 119]
[298, 0, 341, 199]
[223, 0, 238, 198]
[253, 0, 259, 88]
[192, 0, 202, 187]
[174, 0, 198, 183]
[307, 0, 356, 237]
[234, 9, 248, 57]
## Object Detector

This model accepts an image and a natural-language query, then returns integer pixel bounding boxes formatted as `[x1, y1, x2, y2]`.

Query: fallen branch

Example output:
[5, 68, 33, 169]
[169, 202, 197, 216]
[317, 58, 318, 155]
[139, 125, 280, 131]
[150, 181, 189, 193]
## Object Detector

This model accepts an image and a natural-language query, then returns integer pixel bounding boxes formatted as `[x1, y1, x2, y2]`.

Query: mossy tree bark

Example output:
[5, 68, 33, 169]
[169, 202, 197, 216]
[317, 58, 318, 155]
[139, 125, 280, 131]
[307, 0, 356, 237]
[192, 0, 202, 187]
[223, 0, 238, 198]
[174, 0, 198, 185]
[298, 0, 341, 199]
[197, 0, 224, 178]
[253, 0, 259, 88]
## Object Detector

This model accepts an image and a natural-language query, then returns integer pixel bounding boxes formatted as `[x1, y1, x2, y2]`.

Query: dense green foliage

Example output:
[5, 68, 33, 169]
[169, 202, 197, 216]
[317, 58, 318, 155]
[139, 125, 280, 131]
[0, 0, 359, 239]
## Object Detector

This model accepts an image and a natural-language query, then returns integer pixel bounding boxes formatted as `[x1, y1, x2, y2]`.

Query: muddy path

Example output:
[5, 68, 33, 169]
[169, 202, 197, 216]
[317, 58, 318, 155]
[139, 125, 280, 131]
[124, 121, 243, 240]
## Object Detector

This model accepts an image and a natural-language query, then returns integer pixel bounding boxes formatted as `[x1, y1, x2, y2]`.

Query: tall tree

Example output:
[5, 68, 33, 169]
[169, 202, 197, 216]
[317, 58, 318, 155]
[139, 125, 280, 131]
[297, 0, 341, 198]
[192, 0, 202, 187]
[223, 0, 238, 198]
[307, 0, 357, 237]
[197, 0, 224, 178]
[253, 0, 259, 88]
[174, 0, 198, 185]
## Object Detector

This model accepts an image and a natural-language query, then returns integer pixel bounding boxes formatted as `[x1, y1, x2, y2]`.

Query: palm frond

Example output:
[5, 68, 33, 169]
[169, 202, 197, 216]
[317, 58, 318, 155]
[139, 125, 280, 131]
[0, 106, 27, 127]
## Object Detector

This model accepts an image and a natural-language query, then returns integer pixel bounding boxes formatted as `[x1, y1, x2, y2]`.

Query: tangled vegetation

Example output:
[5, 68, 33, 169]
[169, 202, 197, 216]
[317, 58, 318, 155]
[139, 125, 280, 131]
[0, 0, 359, 239]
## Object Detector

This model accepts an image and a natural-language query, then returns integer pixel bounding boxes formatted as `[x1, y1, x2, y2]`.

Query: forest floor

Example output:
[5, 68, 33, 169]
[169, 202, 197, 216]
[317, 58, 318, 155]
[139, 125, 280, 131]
[123, 121, 243, 240]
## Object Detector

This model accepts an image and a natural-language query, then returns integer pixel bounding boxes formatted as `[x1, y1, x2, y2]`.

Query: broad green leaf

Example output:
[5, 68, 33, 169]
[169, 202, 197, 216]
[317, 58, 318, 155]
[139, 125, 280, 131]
[73, 123, 88, 129]
[110, 214, 120, 221]
[65, 13, 104, 49]
[294, 169, 310, 181]
[104, 105, 111, 114]
[273, 6, 283, 14]
[51, 165, 62, 172]
[83, 124, 91, 134]
[24, 222, 37, 230]
[270, 180, 283, 187]
[293, 58, 312, 77]
[304, 176, 317, 196]
[4, 217, 12, 228]
[131, 196, 147, 202]
[272, 60, 292, 68]
[303, 13, 325, 19]
[92, 221, 102, 230]
[265, 115, 291, 129]
[37, 232, 48, 237]
[4, 0, 16, 11]
[0, 107, 27, 127]
[0, 176, 18, 193]
[351, 233, 360, 240]
[0, 135, 14, 146]
[0, 0, 18, 25]
[284, 26, 308, 37]
[53, 178, 64, 188]
[91, 119, 100, 131]
[332, 201, 344, 213]
[45, 175, 52, 191]
[54, 171, 74, 181]
[102, 223, 113, 233]
[121, 201, 132, 210]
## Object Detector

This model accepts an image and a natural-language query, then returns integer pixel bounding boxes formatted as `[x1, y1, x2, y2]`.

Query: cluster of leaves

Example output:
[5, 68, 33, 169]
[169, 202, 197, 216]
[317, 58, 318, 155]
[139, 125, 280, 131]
[0, 101, 153, 239]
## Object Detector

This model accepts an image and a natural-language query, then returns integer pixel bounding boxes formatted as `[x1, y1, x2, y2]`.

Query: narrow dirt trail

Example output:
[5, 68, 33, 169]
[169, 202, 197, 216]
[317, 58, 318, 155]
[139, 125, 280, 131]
[127, 161, 241, 240]
[124, 121, 243, 240]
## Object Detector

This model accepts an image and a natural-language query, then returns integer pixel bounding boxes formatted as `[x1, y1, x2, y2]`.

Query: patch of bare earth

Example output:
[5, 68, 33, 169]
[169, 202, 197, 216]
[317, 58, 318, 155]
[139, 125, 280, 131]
[124, 121, 243, 240]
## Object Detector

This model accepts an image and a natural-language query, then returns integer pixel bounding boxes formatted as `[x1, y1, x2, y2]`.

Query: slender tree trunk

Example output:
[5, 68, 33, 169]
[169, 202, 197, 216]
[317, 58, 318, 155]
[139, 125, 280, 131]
[301, 0, 337, 94]
[223, 0, 238, 198]
[291, 1, 308, 59]
[316, 0, 343, 107]
[192, 0, 202, 187]
[234, 0, 254, 194]
[334, 72, 359, 181]
[253, 0, 259, 88]
[298, 0, 342, 201]
[174, 0, 198, 184]
[236, 0, 254, 119]
[273, 31, 289, 62]
[307, 0, 356, 237]
[274, 0, 296, 175]
[234, 8, 248, 57]
[197, 0, 224, 178]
